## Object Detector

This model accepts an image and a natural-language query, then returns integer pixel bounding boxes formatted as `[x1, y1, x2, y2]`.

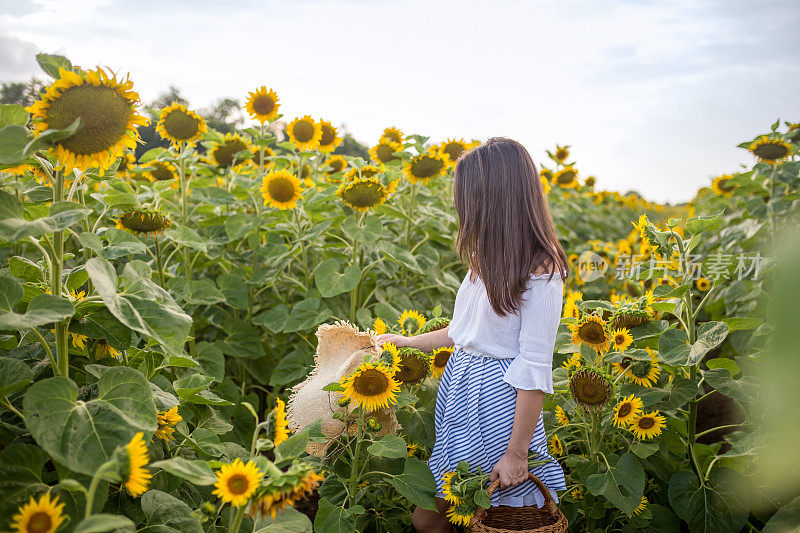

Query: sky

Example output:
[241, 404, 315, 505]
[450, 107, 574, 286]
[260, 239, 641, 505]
[1, 0, 798, 204]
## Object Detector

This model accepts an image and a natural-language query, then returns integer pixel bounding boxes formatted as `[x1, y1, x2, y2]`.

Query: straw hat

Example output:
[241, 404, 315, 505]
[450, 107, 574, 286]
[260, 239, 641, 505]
[285, 320, 403, 457]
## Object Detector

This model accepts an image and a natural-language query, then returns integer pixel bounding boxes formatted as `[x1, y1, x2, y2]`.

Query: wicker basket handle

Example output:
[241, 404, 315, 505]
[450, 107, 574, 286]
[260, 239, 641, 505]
[472, 472, 558, 524]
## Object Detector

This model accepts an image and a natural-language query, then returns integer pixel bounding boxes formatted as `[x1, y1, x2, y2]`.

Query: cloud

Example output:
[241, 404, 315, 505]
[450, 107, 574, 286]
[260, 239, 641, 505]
[0, 34, 39, 80]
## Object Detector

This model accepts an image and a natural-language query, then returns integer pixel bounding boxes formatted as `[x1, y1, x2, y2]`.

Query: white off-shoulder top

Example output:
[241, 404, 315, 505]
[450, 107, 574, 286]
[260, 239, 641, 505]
[448, 268, 565, 393]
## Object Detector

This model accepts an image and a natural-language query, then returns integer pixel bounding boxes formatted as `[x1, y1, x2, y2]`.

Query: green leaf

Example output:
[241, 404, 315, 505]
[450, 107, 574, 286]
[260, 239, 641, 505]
[196, 342, 225, 382]
[377, 240, 422, 273]
[706, 358, 740, 377]
[138, 490, 202, 533]
[218, 273, 249, 310]
[36, 53, 72, 78]
[0, 124, 33, 165]
[164, 224, 207, 253]
[275, 430, 310, 464]
[720, 317, 762, 332]
[762, 495, 800, 533]
[284, 298, 328, 333]
[630, 441, 660, 459]
[0, 276, 75, 330]
[668, 468, 749, 533]
[0, 356, 33, 399]
[653, 283, 689, 299]
[0, 191, 90, 241]
[0, 104, 29, 129]
[22, 367, 157, 476]
[314, 258, 361, 298]
[73, 514, 136, 533]
[686, 211, 724, 236]
[86, 257, 192, 355]
[585, 452, 645, 516]
[23, 117, 83, 158]
[150, 457, 216, 485]
[253, 304, 289, 333]
[314, 498, 357, 533]
[703, 368, 757, 402]
[187, 279, 226, 305]
[388, 457, 438, 511]
[659, 377, 699, 411]
[367, 434, 408, 458]
[689, 322, 729, 365]
[254, 506, 313, 532]
[0, 443, 48, 520]
[658, 328, 691, 365]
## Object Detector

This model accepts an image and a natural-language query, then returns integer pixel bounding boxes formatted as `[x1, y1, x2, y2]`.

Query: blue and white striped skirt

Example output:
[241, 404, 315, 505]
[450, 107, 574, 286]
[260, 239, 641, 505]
[427, 346, 566, 508]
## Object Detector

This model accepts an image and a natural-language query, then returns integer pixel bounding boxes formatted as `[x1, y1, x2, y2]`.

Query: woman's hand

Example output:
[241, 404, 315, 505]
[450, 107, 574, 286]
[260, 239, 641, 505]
[375, 333, 416, 349]
[489, 450, 529, 490]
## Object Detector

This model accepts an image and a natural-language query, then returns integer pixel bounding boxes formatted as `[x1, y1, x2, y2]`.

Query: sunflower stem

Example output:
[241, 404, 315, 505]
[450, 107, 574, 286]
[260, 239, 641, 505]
[153, 235, 166, 289]
[177, 148, 197, 358]
[230, 505, 246, 533]
[52, 170, 69, 378]
[85, 461, 115, 518]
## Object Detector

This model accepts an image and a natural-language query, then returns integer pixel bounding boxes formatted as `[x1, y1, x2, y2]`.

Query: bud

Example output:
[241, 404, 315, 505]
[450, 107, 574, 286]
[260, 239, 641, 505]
[366, 416, 382, 432]
[338, 395, 351, 407]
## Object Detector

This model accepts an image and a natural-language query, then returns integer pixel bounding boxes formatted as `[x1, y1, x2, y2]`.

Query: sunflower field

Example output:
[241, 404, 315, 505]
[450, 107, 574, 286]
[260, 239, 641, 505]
[0, 53, 798, 533]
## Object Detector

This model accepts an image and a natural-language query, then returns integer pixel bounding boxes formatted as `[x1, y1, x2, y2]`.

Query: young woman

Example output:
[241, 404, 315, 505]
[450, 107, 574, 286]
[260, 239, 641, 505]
[377, 137, 568, 533]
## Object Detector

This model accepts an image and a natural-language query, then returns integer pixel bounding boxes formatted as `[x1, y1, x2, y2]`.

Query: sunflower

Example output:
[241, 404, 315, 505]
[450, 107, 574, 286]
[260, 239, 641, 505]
[627, 349, 661, 388]
[271, 397, 290, 446]
[439, 138, 469, 166]
[245, 86, 280, 123]
[339, 362, 401, 411]
[344, 163, 385, 182]
[569, 368, 612, 411]
[632, 496, 648, 516]
[711, 175, 735, 197]
[395, 349, 432, 384]
[95, 339, 122, 359]
[418, 316, 451, 334]
[554, 144, 570, 162]
[261, 169, 304, 210]
[431, 346, 453, 378]
[370, 138, 403, 165]
[583, 175, 596, 188]
[208, 132, 251, 169]
[286, 115, 322, 152]
[441, 471, 462, 505]
[554, 405, 569, 426]
[11, 492, 66, 533]
[378, 342, 402, 376]
[563, 291, 582, 319]
[609, 328, 633, 352]
[70, 332, 88, 349]
[336, 176, 390, 212]
[695, 277, 711, 291]
[548, 434, 563, 456]
[612, 394, 643, 427]
[569, 314, 610, 353]
[398, 310, 426, 336]
[630, 411, 666, 440]
[145, 160, 177, 182]
[317, 120, 343, 153]
[249, 469, 324, 520]
[539, 167, 554, 182]
[156, 103, 206, 147]
[611, 307, 651, 330]
[116, 152, 136, 178]
[154, 406, 182, 442]
[552, 166, 578, 188]
[407, 442, 419, 457]
[250, 145, 275, 171]
[561, 353, 582, 372]
[446, 503, 474, 527]
[749, 135, 792, 164]
[122, 432, 151, 497]
[541, 175, 551, 195]
[116, 210, 171, 237]
[326, 154, 348, 177]
[212, 458, 264, 507]
[403, 148, 449, 184]
[373, 317, 387, 335]
[26, 66, 149, 174]
[380, 127, 404, 144]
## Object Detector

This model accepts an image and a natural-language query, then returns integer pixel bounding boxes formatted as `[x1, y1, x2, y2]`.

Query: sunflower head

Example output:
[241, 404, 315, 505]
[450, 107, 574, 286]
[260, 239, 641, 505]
[370, 138, 403, 165]
[380, 127, 404, 144]
[287, 115, 322, 152]
[711, 174, 735, 197]
[417, 316, 451, 335]
[695, 277, 711, 291]
[154, 406, 182, 442]
[145, 160, 177, 182]
[378, 342, 401, 376]
[336, 176, 390, 212]
[441, 471, 463, 505]
[403, 148, 449, 184]
[246, 86, 280, 123]
[117, 152, 136, 178]
[627, 349, 661, 388]
[261, 169, 304, 210]
[326, 154, 348, 177]
[611, 307, 651, 330]
[613, 394, 643, 427]
[554, 405, 570, 425]
[431, 347, 453, 379]
[317, 120, 343, 153]
[116, 210, 171, 237]
[339, 362, 401, 412]
[156, 102, 207, 147]
[394, 348, 432, 385]
[209, 132, 251, 169]
[630, 411, 667, 440]
[748, 135, 792, 164]
[398, 309, 426, 336]
[271, 397, 290, 445]
[548, 434, 563, 456]
[554, 144, 570, 162]
[610, 328, 633, 352]
[583, 175, 596, 188]
[569, 368, 613, 410]
[569, 314, 610, 353]
[212, 458, 265, 507]
[11, 492, 66, 533]
[26, 66, 149, 174]
[121, 432, 152, 497]
[553, 166, 578, 188]
[250, 145, 276, 171]
[439, 138, 469, 166]
[446, 502, 475, 528]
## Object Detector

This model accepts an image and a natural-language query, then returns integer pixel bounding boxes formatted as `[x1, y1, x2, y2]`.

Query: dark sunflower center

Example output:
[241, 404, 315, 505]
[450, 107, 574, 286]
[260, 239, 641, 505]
[638, 417, 655, 429]
[383, 131, 401, 143]
[618, 403, 632, 418]
[444, 143, 465, 161]
[556, 149, 568, 160]
[352, 368, 390, 396]
[320, 124, 336, 146]
[395, 355, 428, 383]
[342, 182, 384, 209]
[120, 211, 170, 233]
[360, 167, 380, 179]
[753, 142, 789, 160]
[619, 357, 632, 369]
[163, 109, 200, 140]
[150, 162, 174, 181]
[329, 158, 346, 173]
[48, 84, 132, 156]
[214, 139, 249, 167]
[410, 155, 444, 179]
[26, 511, 52, 533]
[267, 177, 297, 203]
[227, 473, 250, 495]
[253, 95, 275, 115]
[571, 370, 611, 406]
[292, 121, 315, 143]
[376, 145, 396, 163]
[579, 322, 607, 345]
[614, 334, 626, 345]
[434, 349, 451, 368]
[718, 179, 734, 192]
[557, 170, 576, 184]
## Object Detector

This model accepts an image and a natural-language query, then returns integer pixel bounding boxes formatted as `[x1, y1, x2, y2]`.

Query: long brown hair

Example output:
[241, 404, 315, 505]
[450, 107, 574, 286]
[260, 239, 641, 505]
[453, 137, 569, 317]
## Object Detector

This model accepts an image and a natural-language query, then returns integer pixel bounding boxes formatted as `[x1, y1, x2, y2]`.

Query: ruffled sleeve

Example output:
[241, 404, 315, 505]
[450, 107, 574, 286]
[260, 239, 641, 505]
[502, 275, 563, 393]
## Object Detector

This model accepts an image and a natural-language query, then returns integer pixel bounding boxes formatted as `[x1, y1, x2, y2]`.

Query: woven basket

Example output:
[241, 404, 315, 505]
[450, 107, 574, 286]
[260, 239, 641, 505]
[469, 473, 568, 533]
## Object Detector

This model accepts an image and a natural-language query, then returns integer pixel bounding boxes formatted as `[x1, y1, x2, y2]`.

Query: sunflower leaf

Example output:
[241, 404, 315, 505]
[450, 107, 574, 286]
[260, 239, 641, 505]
[73, 514, 136, 533]
[367, 434, 408, 458]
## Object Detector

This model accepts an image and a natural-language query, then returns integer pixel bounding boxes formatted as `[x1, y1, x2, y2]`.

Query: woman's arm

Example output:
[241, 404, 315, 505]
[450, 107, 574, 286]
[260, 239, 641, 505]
[376, 325, 453, 352]
[490, 389, 544, 489]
